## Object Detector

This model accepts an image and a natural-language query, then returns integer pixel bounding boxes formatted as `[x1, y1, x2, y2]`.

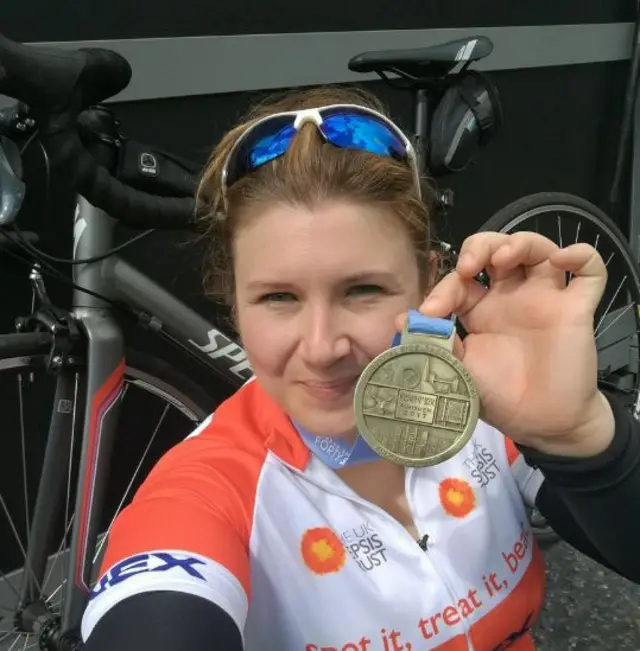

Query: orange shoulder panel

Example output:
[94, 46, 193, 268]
[98, 380, 307, 597]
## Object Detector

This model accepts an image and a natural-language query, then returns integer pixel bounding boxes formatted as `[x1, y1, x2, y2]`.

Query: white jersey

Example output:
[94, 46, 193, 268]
[82, 379, 546, 651]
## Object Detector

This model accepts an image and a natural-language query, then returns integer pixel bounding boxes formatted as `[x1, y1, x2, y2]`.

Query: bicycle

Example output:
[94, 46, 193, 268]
[0, 35, 250, 651]
[0, 31, 639, 651]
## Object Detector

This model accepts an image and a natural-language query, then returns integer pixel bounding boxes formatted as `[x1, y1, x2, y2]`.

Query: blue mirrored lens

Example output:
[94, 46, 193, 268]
[248, 122, 297, 168]
[321, 112, 407, 158]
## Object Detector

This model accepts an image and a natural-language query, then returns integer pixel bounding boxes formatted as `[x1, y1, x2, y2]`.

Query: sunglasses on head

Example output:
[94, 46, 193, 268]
[220, 104, 421, 206]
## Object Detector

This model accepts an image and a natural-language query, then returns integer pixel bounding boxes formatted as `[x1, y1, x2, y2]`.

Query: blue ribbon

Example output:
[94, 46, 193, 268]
[294, 311, 454, 469]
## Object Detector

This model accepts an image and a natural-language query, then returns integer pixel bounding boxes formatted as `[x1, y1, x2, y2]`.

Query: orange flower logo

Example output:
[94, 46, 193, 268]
[439, 478, 476, 518]
[300, 527, 347, 575]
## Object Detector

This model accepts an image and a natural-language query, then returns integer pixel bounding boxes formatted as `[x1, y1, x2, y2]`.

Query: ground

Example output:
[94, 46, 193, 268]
[533, 541, 640, 651]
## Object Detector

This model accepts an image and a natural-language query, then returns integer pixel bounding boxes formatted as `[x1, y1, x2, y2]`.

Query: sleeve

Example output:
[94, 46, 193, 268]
[81, 429, 264, 644]
[83, 592, 244, 651]
[518, 391, 640, 583]
[503, 436, 545, 507]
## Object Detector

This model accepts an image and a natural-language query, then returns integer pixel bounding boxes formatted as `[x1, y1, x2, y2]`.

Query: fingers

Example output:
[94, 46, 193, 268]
[551, 243, 607, 309]
[419, 270, 488, 319]
[395, 233, 606, 335]
[457, 231, 564, 286]
[456, 232, 510, 278]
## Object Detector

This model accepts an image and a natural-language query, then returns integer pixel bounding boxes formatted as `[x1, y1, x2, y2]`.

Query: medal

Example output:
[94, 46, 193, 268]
[353, 311, 480, 467]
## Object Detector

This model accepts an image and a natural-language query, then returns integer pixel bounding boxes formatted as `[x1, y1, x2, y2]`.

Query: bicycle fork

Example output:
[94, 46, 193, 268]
[16, 308, 124, 649]
[60, 310, 124, 642]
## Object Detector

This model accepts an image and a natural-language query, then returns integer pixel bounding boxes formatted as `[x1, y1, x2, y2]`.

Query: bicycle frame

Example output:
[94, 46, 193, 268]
[19, 195, 253, 640]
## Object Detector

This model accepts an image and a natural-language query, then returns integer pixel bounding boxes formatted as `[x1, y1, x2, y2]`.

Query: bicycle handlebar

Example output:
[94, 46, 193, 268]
[0, 33, 199, 230]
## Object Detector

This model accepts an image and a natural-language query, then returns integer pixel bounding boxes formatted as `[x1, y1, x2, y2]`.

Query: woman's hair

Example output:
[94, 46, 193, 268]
[196, 85, 438, 309]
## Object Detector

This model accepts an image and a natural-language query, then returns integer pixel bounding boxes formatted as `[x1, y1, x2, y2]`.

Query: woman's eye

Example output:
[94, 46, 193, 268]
[348, 284, 384, 296]
[259, 292, 297, 303]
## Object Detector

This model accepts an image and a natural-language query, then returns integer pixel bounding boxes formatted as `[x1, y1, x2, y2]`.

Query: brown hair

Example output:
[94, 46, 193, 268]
[196, 85, 438, 310]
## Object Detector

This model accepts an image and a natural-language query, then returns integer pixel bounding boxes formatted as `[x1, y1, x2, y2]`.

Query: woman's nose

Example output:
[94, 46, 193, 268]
[298, 306, 350, 367]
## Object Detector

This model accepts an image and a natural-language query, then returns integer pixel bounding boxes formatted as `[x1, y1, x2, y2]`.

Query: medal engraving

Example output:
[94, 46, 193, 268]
[354, 342, 480, 467]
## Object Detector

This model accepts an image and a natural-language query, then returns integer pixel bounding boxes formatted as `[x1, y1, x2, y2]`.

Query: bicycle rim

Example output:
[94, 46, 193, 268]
[0, 353, 211, 651]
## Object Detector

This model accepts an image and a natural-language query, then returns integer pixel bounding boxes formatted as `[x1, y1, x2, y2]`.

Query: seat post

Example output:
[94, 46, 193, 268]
[413, 88, 430, 173]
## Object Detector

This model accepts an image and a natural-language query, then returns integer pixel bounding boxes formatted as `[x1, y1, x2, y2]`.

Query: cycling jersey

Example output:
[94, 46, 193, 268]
[82, 379, 547, 651]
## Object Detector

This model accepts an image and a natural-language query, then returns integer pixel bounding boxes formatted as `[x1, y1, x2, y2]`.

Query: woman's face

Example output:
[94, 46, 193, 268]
[234, 200, 424, 438]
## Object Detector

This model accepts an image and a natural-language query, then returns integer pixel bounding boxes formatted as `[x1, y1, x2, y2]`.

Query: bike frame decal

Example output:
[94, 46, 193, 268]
[188, 328, 253, 381]
[74, 359, 125, 592]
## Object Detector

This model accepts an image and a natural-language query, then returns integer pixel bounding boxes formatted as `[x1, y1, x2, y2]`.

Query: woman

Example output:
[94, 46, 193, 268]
[81, 86, 640, 651]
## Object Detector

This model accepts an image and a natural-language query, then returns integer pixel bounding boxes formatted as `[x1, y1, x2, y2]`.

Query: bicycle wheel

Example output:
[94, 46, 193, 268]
[478, 192, 640, 546]
[0, 340, 223, 651]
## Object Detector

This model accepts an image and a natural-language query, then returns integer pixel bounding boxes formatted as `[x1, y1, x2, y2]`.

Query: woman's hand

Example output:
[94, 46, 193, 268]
[410, 231, 615, 458]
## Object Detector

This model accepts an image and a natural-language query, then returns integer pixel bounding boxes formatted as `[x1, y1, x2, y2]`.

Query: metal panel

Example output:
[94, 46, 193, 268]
[0, 23, 635, 107]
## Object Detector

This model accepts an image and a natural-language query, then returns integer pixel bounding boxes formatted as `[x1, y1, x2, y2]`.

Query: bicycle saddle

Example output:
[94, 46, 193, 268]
[0, 134, 25, 226]
[349, 36, 494, 78]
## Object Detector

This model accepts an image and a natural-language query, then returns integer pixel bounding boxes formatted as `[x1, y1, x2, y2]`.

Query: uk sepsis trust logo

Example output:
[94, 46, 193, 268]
[301, 524, 388, 575]
[439, 478, 476, 519]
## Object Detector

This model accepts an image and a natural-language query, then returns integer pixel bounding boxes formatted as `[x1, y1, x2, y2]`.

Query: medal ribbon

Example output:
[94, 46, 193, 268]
[294, 311, 455, 469]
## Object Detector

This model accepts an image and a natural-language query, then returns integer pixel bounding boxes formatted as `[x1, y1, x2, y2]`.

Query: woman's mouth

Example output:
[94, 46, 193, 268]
[299, 377, 358, 402]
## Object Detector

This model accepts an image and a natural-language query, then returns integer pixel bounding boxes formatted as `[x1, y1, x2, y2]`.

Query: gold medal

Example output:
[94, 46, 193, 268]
[353, 315, 480, 467]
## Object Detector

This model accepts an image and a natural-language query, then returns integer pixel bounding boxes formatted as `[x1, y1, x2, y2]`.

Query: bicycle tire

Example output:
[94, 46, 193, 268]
[0, 339, 219, 650]
[476, 191, 640, 546]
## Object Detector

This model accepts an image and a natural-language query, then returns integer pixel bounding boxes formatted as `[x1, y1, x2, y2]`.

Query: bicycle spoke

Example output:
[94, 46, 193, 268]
[0, 571, 20, 614]
[595, 276, 627, 336]
[556, 213, 563, 248]
[41, 515, 74, 597]
[593, 232, 601, 251]
[94, 397, 168, 565]
[0, 495, 42, 598]
[17, 375, 30, 549]
[7, 633, 22, 651]
[45, 580, 66, 606]
[603, 251, 614, 267]
[595, 301, 635, 341]
[0, 628, 19, 644]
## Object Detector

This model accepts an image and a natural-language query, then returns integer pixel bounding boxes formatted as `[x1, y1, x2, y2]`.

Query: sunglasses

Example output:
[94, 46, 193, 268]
[220, 104, 421, 206]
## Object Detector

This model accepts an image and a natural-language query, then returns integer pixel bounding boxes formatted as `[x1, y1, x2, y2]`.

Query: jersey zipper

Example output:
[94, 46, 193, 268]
[281, 457, 476, 649]
[404, 469, 475, 651]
